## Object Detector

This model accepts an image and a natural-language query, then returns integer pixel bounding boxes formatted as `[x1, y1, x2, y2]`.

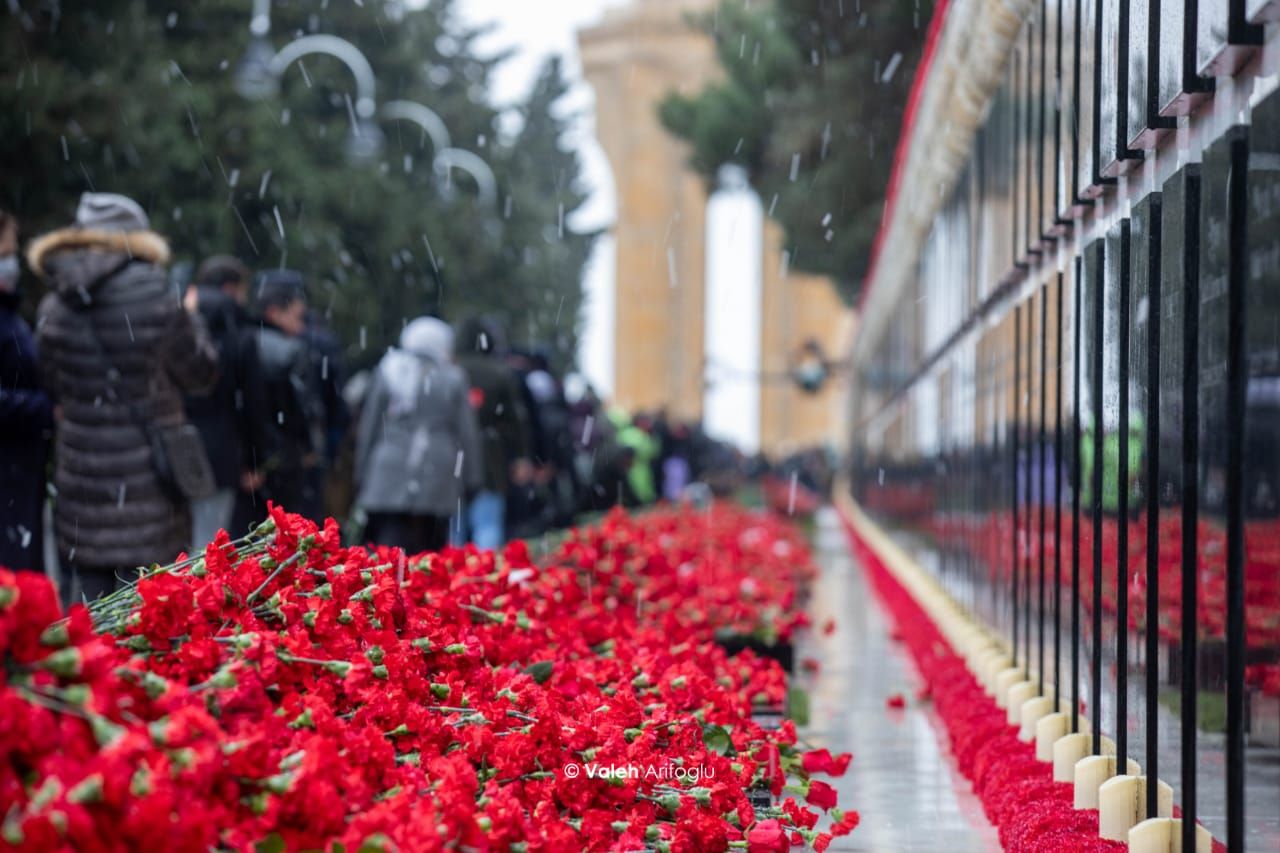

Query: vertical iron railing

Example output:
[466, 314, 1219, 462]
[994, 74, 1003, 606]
[1014, 305, 1023, 668]
[1223, 132, 1248, 853]
[1039, 284, 1049, 694]
[1090, 240, 1105, 755]
[1178, 164, 1202, 853]
[1115, 219, 1131, 769]
[1142, 194, 1162, 820]
[1072, 255, 1084, 735]
[1054, 271, 1065, 708]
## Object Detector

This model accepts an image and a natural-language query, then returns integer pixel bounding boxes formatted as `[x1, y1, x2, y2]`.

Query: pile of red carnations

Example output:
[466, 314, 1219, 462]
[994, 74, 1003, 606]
[1, 504, 856, 852]
[923, 509, 1280, 676]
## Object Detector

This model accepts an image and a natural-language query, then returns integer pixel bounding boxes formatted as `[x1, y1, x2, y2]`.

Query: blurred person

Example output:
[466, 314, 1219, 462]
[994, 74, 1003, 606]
[592, 443, 641, 510]
[661, 421, 694, 502]
[304, 308, 352, 522]
[184, 256, 266, 549]
[564, 373, 614, 499]
[455, 317, 534, 550]
[0, 210, 54, 572]
[607, 409, 659, 505]
[521, 348, 579, 527]
[31, 193, 218, 600]
[241, 270, 327, 524]
[648, 409, 672, 499]
[305, 308, 350, 465]
[502, 347, 555, 539]
[355, 317, 482, 554]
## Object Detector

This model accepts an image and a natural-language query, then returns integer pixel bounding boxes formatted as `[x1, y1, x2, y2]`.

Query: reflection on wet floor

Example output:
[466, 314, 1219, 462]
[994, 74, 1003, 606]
[797, 509, 1000, 852]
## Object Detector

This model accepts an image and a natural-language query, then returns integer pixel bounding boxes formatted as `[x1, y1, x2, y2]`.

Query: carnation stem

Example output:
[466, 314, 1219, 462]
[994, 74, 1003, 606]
[16, 686, 89, 719]
[246, 552, 303, 605]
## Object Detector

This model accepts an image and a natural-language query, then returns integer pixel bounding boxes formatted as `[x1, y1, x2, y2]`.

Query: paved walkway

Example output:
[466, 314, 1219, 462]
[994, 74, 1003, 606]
[796, 509, 1000, 852]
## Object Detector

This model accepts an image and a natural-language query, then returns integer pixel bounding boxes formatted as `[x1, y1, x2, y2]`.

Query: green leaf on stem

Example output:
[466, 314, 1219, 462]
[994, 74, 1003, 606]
[524, 661, 554, 685]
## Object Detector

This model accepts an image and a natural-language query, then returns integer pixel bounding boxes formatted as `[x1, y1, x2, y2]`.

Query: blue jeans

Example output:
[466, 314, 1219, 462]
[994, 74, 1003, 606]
[456, 490, 505, 551]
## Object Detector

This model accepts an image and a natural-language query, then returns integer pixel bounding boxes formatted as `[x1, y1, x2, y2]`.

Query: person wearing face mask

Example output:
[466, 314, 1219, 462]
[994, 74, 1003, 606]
[0, 210, 54, 573]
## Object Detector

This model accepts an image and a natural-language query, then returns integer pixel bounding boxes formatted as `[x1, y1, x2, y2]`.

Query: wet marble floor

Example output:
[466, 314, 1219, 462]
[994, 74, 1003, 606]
[795, 509, 1001, 852]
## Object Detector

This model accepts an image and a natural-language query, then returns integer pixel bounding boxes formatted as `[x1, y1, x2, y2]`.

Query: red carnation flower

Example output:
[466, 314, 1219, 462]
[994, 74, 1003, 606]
[831, 809, 861, 836]
[800, 749, 851, 777]
[805, 779, 838, 811]
[746, 818, 790, 853]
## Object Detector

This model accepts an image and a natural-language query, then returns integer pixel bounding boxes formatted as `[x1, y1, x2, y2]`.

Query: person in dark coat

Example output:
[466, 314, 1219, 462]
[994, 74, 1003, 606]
[521, 349, 581, 527]
[0, 211, 54, 573]
[355, 317, 483, 553]
[237, 270, 327, 525]
[304, 309, 353, 522]
[184, 256, 268, 549]
[503, 348, 558, 539]
[304, 309, 350, 466]
[455, 317, 534, 549]
[30, 193, 218, 600]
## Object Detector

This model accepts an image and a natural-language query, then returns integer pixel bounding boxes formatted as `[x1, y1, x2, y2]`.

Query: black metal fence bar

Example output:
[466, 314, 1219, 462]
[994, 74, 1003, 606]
[1089, 239, 1105, 756]
[1115, 218, 1131, 770]
[1039, 283, 1049, 695]
[1223, 131, 1247, 853]
[1014, 304, 1023, 669]
[1072, 255, 1083, 736]
[1141, 193, 1163, 821]
[1054, 271, 1064, 708]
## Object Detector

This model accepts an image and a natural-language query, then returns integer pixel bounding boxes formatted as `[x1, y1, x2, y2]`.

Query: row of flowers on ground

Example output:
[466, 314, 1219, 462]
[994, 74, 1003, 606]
[1, 504, 857, 852]
[845, 519, 1128, 853]
[921, 512, 1280, 694]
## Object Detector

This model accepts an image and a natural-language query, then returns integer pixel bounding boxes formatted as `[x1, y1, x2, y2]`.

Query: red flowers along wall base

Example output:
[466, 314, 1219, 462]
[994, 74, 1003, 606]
[841, 514, 1126, 853]
[0, 505, 855, 852]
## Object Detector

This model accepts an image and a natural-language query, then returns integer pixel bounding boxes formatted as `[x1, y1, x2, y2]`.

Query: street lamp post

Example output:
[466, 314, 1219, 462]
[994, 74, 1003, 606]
[249, 0, 271, 37]
[235, 0, 275, 99]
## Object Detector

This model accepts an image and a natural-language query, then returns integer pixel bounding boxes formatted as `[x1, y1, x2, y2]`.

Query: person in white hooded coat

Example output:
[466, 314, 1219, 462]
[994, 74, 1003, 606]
[354, 317, 482, 553]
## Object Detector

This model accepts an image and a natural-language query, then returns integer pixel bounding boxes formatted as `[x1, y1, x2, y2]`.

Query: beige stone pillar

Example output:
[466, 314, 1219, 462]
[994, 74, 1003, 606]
[578, 0, 717, 421]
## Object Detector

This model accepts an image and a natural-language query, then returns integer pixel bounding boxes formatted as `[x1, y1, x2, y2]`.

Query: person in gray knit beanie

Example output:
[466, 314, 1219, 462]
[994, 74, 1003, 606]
[27, 192, 219, 602]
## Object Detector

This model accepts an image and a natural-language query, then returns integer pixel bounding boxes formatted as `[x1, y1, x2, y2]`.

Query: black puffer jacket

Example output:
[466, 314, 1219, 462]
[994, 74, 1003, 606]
[29, 227, 218, 570]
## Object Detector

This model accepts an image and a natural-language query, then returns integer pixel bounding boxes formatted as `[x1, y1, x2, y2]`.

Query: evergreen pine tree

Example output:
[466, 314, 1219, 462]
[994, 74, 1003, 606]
[495, 57, 598, 371]
[0, 0, 592, 366]
[660, 0, 931, 303]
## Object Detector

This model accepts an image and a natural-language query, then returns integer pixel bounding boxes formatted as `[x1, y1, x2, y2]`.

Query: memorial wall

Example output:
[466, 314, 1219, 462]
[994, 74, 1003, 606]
[849, 2, 1280, 848]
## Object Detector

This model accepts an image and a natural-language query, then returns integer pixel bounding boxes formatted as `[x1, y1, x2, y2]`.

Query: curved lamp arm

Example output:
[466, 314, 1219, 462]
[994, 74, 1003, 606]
[381, 100, 452, 157]
[434, 148, 498, 207]
[267, 34, 377, 119]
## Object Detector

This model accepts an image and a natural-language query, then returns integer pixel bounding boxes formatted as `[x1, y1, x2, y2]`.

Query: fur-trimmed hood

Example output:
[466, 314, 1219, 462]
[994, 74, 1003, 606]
[27, 227, 170, 276]
[26, 227, 170, 299]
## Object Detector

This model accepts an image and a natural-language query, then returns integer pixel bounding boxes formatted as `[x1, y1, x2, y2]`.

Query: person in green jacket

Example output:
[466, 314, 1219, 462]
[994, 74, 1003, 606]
[1079, 411, 1145, 513]
[607, 408, 659, 504]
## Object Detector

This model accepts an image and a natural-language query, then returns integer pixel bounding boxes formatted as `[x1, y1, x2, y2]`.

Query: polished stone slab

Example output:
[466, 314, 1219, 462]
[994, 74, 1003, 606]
[795, 510, 1001, 852]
